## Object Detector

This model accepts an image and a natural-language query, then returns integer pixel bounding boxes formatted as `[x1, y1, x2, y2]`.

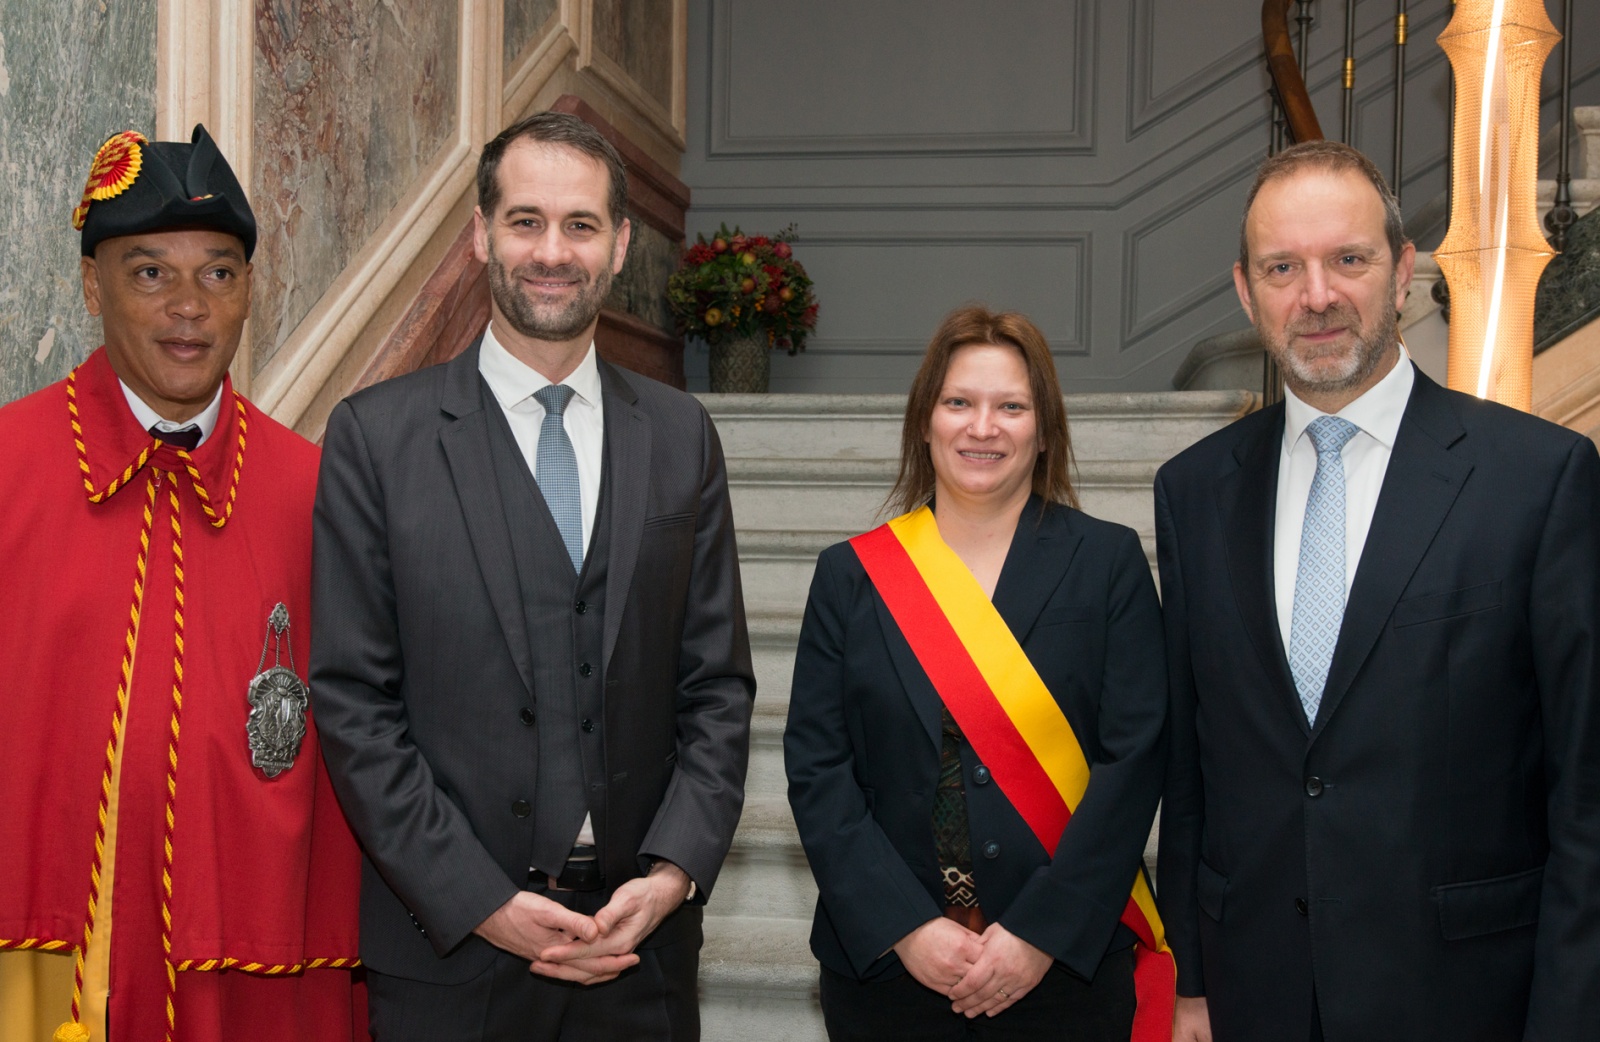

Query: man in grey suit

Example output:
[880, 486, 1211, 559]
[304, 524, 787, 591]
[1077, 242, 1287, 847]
[311, 111, 755, 1040]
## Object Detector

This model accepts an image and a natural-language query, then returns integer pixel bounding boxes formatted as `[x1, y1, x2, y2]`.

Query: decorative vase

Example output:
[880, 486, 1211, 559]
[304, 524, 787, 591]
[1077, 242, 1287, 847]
[708, 333, 771, 393]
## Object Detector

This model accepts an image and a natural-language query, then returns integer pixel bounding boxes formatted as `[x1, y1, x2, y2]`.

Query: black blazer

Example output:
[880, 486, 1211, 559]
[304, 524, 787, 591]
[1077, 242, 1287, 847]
[784, 499, 1167, 983]
[310, 343, 755, 983]
[1155, 368, 1600, 1041]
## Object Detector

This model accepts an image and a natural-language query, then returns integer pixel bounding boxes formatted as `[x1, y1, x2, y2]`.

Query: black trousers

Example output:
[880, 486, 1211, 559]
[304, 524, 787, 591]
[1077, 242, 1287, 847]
[818, 946, 1137, 1042]
[366, 893, 701, 1042]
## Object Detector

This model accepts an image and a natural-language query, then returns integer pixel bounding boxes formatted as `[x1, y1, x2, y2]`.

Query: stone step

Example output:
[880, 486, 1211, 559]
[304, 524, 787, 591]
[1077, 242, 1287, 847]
[714, 794, 816, 922]
[749, 608, 801, 709]
[746, 696, 789, 800]
[700, 915, 824, 1042]
[705, 391, 1257, 468]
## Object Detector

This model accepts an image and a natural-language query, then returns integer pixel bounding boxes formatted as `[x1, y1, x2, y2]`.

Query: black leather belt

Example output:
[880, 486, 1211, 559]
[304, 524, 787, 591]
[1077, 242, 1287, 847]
[532, 845, 605, 893]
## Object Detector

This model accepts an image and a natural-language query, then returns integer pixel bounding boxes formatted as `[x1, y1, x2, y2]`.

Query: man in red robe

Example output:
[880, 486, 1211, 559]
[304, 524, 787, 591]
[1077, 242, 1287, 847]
[0, 126, 361, 1042]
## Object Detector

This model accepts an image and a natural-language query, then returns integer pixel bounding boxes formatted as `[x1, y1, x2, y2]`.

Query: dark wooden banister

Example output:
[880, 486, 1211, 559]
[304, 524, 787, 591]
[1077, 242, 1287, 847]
[1263, 0, 1324, 144]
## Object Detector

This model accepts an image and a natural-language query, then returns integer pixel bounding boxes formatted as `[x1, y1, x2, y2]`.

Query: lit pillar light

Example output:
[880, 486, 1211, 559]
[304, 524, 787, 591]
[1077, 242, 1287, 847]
[1434, 0, 1559, 411]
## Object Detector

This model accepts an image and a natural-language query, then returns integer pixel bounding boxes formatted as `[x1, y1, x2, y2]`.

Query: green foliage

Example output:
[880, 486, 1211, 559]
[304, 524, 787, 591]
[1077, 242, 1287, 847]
[665, 223, 819, 355]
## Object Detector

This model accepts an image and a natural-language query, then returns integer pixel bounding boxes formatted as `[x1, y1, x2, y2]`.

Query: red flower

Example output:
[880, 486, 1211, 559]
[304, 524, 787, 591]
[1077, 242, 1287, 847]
[684, 243, 715, 265]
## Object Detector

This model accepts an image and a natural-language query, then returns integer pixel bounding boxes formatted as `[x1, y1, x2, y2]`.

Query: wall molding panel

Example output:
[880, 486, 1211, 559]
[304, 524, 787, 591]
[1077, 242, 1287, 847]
[706, 0, 1096, 159]
[678, 0, 1600, 393]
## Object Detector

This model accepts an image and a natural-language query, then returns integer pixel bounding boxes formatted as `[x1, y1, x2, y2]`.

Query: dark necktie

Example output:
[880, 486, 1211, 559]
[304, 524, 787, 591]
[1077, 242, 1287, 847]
[149, 424, 202, 451]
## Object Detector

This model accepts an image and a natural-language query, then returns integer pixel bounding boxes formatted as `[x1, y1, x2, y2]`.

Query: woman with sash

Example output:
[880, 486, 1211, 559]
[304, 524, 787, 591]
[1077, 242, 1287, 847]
[785, 306, 1171, 1041]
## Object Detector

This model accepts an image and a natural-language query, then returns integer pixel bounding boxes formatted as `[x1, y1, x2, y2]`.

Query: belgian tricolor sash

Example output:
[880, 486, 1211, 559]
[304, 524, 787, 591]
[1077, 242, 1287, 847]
[850, 506, 1175, 1041]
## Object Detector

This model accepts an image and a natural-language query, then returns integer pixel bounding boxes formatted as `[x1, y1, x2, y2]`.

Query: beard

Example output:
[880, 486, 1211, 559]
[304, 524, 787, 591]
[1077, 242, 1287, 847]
[1253, 271, 1400, 398]
[485, 234, 615, 343]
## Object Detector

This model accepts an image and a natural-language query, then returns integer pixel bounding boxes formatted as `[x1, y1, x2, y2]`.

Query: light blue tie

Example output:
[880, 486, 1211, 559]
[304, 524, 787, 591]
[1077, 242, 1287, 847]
[1288, 415, 1360, 724]
[532, 384, 583, 571]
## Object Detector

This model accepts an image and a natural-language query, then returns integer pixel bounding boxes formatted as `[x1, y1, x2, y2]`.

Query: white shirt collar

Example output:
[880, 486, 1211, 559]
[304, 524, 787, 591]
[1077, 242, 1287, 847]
[119, 379, 225, 447]
[1283, 344, 1415, 452]
[477, 325, 602, 413]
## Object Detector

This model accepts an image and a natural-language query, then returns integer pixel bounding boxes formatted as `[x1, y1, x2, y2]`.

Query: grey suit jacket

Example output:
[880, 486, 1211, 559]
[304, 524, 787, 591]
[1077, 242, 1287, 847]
[310, 341, 755, 983]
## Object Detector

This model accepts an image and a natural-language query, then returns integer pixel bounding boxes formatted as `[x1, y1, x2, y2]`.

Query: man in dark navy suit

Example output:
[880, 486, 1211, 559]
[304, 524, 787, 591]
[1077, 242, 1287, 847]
[1156, 141, 1600, 1042]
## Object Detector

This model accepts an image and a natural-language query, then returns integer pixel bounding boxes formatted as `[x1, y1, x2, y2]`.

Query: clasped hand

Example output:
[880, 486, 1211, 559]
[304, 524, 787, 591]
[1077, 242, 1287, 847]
[892, 917, 1053, 1018]
[474, 862, 692, 985]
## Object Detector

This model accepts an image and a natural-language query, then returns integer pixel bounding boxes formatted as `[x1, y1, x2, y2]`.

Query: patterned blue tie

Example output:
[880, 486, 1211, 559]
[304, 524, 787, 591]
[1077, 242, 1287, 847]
[1288, 415, 1361, 724]
[532, 384, 583, 571]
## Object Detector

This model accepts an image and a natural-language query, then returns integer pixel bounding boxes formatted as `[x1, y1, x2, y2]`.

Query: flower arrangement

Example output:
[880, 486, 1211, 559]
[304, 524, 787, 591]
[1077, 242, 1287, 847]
[666, 224, 818, 355]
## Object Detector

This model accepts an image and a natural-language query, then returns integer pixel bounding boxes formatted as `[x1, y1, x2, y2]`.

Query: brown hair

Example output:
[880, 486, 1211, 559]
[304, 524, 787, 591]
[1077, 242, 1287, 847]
[477, 111, 628, 227]
[1238, 140, 1407, 269]
[884, 304, 1078, 517]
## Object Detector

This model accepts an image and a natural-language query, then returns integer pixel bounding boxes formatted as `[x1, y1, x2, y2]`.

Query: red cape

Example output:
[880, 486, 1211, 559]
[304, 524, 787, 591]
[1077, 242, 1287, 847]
[0, 348, 361, 1039]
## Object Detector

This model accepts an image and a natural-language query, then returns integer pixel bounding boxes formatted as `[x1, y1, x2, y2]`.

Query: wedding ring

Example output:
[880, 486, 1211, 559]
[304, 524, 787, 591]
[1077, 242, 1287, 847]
[998, 988, 1009, 999]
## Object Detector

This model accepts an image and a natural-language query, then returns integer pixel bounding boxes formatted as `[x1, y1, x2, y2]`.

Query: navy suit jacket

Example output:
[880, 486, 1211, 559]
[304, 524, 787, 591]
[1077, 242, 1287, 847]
[785, 499, 1167, 983]
[1155, 367, 1600, 1041]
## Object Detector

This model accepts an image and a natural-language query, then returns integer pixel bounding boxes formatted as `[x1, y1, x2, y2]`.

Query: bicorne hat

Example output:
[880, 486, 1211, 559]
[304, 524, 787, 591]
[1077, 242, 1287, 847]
[75, 124, 256, 259]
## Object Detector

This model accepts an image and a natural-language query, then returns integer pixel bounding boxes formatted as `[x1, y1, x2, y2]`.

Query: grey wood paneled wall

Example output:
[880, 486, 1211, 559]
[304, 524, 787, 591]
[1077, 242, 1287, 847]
[680, 0, 1600, 394]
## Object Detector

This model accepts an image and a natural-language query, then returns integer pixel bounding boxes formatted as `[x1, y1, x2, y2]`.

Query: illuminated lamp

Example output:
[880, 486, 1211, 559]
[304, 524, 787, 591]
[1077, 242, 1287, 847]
[1434, 0, 1559, 410]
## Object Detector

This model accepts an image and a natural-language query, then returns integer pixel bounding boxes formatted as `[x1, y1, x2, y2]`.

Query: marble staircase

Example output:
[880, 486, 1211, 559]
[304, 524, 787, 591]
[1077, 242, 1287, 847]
[695, 389, 1256, 1041]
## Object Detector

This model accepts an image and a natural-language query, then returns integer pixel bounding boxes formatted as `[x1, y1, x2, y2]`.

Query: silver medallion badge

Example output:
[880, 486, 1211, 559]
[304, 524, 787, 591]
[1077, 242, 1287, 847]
[246, 602, 308, 778]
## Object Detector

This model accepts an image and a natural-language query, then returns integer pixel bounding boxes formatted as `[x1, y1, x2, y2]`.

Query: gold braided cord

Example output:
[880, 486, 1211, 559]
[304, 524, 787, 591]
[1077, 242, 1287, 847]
[160, 480, 184, 1041]
[52, 472, 159, 1033]
[66, 366, 248, 530]
[67, 369, 151, 502]
[177, 393, 248, 528]
[0, 938, 73, 952]
[174, 955, 363, 973]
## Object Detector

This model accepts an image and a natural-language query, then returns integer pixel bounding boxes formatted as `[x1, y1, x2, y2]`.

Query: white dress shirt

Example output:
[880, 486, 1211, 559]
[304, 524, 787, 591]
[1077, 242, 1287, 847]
[120, 380, 224, 448]
[1273, 347, 1415, 652]
[478, 326, 605, 851]
[477, 326, 605, 562]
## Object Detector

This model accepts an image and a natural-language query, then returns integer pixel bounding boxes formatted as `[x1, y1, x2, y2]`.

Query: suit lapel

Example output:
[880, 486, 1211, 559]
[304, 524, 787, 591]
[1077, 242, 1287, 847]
[991, 500, 1082, 644]
[1218, 406, 1306, 732]
[598, 359, 650, 671]
[438, 339, 535, 696]
[1314, 373, 1471, 734]
[874, 595, 945, 752]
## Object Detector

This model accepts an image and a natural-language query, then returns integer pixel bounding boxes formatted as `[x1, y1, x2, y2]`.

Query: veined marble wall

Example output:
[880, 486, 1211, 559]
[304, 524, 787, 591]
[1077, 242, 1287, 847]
[250, 0, 459, 375]
[606, 220, 678, 336]
[0, 0, 156, 406]
[592, 0, 673, 111]
[505, 0, 559, 67]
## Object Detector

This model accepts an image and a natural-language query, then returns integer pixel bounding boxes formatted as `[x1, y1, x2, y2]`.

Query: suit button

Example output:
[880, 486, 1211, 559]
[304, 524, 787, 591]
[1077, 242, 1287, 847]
[579, 662, 593, 677]
[973, 765, 991, 785]
[1295, 898, 1309, 916]
[581, 718, 595, 733]
[519, 707, 536, 726]
[981, 841, 1000, 859]
[1304, 777, 1324, 797]
[511, 799, 531, 817]
[575, 600, 588, 614]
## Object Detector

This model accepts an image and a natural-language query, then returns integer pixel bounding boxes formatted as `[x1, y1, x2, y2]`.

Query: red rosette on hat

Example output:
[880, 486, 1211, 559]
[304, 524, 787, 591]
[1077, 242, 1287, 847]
[72, 131, 147, 230]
